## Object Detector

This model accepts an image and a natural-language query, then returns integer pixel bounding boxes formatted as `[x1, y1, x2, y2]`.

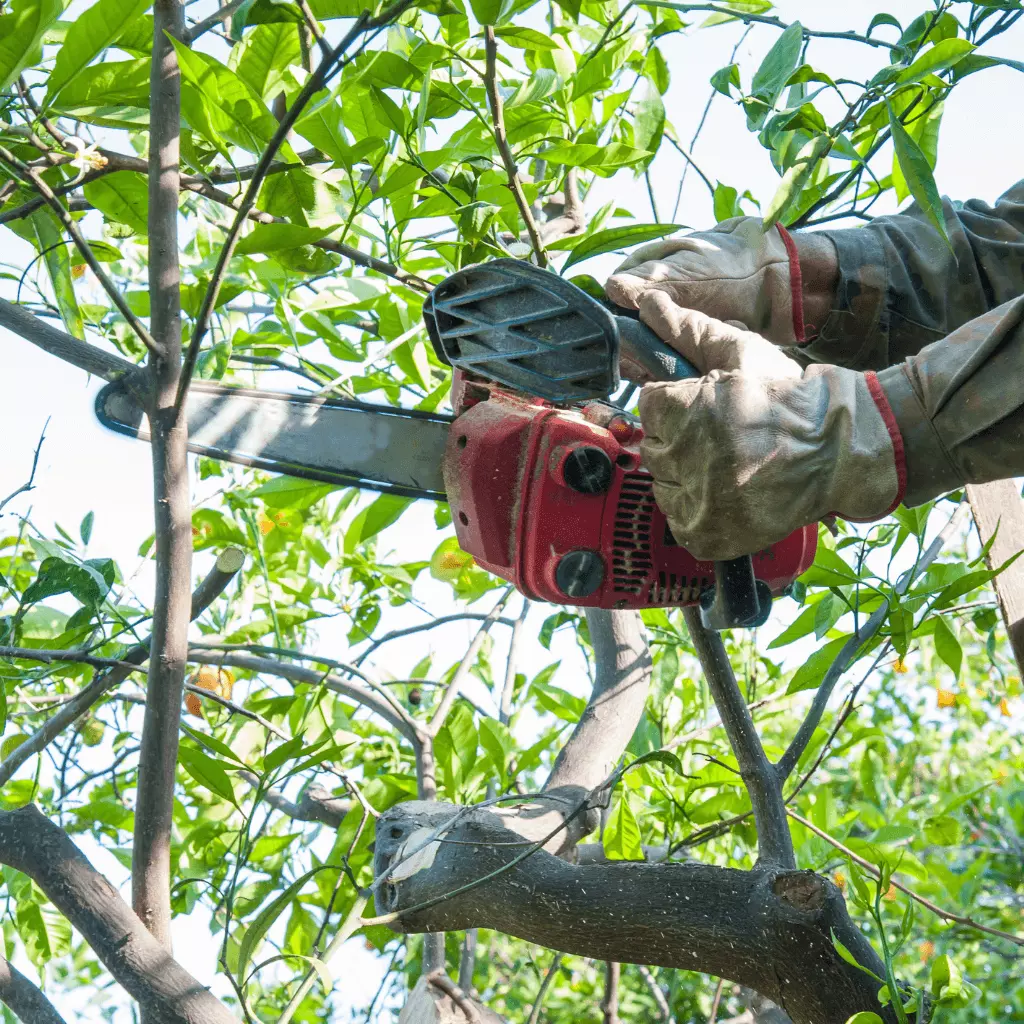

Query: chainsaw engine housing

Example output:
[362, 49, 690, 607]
[444, 378, 817, 610]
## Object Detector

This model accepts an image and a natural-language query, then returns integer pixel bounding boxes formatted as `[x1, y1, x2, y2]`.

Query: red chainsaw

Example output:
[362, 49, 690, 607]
[97, 259, 816, 629]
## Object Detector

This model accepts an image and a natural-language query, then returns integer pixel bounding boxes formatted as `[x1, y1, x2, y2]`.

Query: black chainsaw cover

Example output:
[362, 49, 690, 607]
[423, 258, 621, 402]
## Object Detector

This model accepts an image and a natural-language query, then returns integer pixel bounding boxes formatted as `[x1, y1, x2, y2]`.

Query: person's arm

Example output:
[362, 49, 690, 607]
[877, 294, 1024, 506]
[794, 179, 1024, 369]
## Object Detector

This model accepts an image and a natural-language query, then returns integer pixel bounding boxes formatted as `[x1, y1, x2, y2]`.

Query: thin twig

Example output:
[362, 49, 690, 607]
[185, 0, 251, 42]
[637, 965, 672, 1022]
[0, 422, 47, 515]
[0, 144, 158, 354]
[483, 26, 547, 266]
[708, 977, 725, 1024]
[499, 598, 530, 724]
[787, 811, 1024, 948]
[526, 952, 565, 1024]
[776, 502, 968, 781]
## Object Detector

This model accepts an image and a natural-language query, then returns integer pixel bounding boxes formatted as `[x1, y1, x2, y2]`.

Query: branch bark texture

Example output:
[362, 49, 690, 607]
[0, 956, 68, 1024]
[0, 806, 236, 1024]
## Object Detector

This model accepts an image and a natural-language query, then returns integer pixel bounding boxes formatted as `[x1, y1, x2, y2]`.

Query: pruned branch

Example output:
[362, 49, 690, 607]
[682, 608, 794, 869]
[0, 805, 237, 1024]
[483, 26, 548, 266]
[0, 422, 46, 515]
[0, 956, 69, 1024]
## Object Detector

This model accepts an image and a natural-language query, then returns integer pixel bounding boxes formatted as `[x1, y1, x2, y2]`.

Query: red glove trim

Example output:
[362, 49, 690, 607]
[864, 370, 907, 515]
[776, 223, 806, 345]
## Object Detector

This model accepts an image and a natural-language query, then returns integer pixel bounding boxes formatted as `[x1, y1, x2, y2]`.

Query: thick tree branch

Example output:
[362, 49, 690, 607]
[132, 0, 191, 954]
[546, 610, 651, 794]
[682, 608, 794, 869]
[0, 956, 68, 1024]
[0, 806, 237, 1024]
[0, 298, 135, 380]
[483, 26, 547, 266]
[371, 807, 895, 1024]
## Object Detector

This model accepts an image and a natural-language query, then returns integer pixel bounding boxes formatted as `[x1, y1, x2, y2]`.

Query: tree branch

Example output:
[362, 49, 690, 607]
[682, 608, 794, 869]
[602, 961, 621, 1024]
[483, 26, 548, 266]
[371, 807, 895, 1024]
[132, 0, 190, 955]
[776, 502, 967, 782]
[636, 965, 671, 1023]
[0, 552, 243, 788]
[0, 806, 237, 1024]
[0, 298, 135, 380]
[184, 0, 250, 41]
[0, 956, 68, 1024]
[0, 423, 46, 516]
[0, 145, 158, 354]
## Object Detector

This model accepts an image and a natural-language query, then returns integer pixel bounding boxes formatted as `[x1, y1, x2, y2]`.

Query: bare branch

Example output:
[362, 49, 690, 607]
[682, 608, 794, 869]
[185, 0, 250, 41]
[498, 599, 530, 724]
[0, 806, 237, 1024]
[132, 0, 191, 952]
[776, 502, 968, 782]
[527, 952, 565, 1024]
[0, 956, 69, 1024]
[483, 26, 548, 266]
[189, 547, 245, 619]
[429, 587, 514, 734]
[0, 422, 46, 515]
[602, 962, 621, 1024]
[637, 965, 671, 1023]
[0, 298, 135, 380]
[0, 144, 158, 354]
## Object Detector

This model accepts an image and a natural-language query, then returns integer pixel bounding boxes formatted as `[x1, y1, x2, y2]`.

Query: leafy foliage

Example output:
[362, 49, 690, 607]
[1, 0, 1023, 1021]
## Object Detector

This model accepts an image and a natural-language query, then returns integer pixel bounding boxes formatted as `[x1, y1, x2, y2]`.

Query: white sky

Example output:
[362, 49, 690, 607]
[1, 0, 1022, 1018]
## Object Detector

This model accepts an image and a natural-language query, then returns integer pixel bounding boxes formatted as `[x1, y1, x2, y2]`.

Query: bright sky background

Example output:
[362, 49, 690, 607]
[1, 1, 1022, 1018]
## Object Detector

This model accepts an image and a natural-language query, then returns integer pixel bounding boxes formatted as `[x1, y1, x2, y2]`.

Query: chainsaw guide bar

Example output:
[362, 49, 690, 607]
[96, 378, 452, 502]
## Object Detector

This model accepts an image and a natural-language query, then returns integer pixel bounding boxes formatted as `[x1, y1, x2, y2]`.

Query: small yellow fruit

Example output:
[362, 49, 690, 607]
[936, 689, 957, 709]
[832, 871, 846, 891]
[920, 940, 935, 962]
[257, 514, 274, 535]
[185, 692, 204, 719]
[883, 883, 898, 902]
[999, 697, 1012, 717]
[193, 665, 234, 699]
[893, 658, 908, 674]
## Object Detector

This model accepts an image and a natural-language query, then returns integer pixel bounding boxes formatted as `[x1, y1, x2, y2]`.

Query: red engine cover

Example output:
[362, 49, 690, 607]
[444, 384, 817, 610]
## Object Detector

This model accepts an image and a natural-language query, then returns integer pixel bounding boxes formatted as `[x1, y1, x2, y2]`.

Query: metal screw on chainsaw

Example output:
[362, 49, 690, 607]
[555, 550, 605, 599]
[563, 447, 613, 495]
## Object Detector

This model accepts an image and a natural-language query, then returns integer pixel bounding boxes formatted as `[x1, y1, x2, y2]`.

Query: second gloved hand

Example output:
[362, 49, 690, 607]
[636, 293, 905, 561]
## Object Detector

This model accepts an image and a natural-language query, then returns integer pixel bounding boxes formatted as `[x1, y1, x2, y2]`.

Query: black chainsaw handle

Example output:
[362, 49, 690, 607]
[610, 309, 772, 631]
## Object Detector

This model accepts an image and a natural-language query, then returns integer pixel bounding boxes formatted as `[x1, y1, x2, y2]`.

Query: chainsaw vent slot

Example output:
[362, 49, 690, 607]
[612, 473, 656, 594]
[423, 259, 620, 402]
[648, 573, 705, 605]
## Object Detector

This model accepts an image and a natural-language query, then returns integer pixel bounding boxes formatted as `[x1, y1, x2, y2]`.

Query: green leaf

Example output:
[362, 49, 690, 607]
[45, 0, 153, 103]
[469, 0, 505, 24]
[344, 495, 413, 552]
[930, 954, 979, 1008]
[232, 22, 303, 102]
[923, 815, 961, 846]
[28, 210, 84, 340]
[786, 635, 851, 695]
[492, 25, 558, 49]
[84, 171, 150, 233]
[479, 718, 512, 782]
[0, 0, 63, 93]
[749, 20, 803, 121]
[79, 512, 94, 545]
[22, 556, 113, 609]
[16, 898, 71, 968]
[888, 103, 949, 246]
[236, 223, 334, 255]
[892, 100, 942, 204]
[632, 84, 665, 167]
[628, 749, 685, 777]
[867, 13, 901, 36]
[52, 58, 151, 127]
[710, 62, 740, 97]
[557, 223, 682, 269]
[602, 794, 644, 861]
[238, 868, 319, 977]
[898, 38, 975, 85]
[844, 1015, 885, 1024]
[933, 616, 962, 680]
[250, 476, 339, 509]
[830, 931, 881, 981]
[178, 745, 238, 805]
[762, 132, 830, 230]
[542, 143, 652, 171]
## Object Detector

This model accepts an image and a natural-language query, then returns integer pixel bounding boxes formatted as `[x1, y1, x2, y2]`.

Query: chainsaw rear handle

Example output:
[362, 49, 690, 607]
[610, 307, 772, 631]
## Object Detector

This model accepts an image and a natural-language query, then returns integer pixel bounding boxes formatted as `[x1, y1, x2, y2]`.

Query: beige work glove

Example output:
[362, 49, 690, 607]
[637, 293, 905, 561]
[606, 217, 806, 346]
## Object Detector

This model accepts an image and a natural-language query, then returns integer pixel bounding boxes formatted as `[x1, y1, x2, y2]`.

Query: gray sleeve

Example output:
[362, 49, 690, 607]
[795, 179, 1024, 370]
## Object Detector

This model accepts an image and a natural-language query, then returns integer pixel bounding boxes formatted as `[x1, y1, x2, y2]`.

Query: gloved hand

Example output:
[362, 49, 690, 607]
[606, 217, 806, 346]
[636, 293, 905, 561]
